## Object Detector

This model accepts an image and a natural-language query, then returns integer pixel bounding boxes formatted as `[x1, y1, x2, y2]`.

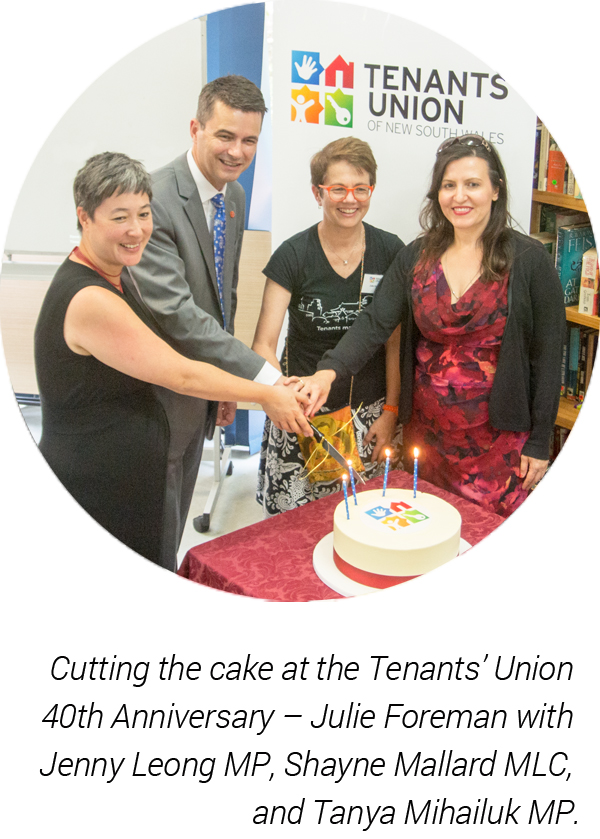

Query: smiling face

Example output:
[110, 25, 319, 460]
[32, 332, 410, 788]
[190, 100, 262, 191]
[77, 191, 152, 274]
[313, 161, 372, 233]
[438, 156, 499, 238]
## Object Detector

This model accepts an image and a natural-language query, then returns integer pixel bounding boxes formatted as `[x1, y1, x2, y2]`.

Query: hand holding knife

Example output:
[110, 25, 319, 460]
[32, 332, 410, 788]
[308, 421, 366, 484]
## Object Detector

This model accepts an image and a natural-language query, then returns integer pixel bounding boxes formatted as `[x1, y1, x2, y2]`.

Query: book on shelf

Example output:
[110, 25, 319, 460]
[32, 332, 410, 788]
[577, 328, 597, 404]
[566, 325, 580, 398]
[532, 120, 542, 190]
[559, 328, 568, 397]
[550, 426, 570, 464]
[576, 327, 588, 403]
[540, 205, 588, 234]
[584, 331, 598, 402]
[532, 120, 582, 200]
[530, 232, 556, 259]
[578, 247, 599, 317]
[561, 323, 597, 403]
[566, 164, 575, 197]
[536, 121, 550, 191]
[555, 223, 596, 306]
[546, 143, 566, 193]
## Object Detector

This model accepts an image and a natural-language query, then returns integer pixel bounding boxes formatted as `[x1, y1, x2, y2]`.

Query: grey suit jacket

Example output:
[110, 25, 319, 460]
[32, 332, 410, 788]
[128, 152, 265, 379]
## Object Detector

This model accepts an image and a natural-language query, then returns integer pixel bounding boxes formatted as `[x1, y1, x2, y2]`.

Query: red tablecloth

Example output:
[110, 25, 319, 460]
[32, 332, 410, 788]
[178, 470, 504, 601]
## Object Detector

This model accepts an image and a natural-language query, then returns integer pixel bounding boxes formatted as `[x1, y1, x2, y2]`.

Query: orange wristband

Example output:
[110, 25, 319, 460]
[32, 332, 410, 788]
[383, 404, 398, 415]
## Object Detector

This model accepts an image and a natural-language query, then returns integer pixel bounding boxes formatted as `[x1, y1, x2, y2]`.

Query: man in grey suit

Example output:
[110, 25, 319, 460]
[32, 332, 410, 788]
[127, 75, 309, 571]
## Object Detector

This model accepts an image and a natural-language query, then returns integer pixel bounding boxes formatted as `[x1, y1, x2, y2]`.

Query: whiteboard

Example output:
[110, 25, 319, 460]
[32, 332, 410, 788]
[4, 18, 205, 255]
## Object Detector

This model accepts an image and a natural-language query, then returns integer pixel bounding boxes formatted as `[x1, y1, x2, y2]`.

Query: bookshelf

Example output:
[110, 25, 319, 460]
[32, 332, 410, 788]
[530, 184, 598, 435]
[565, 306, 599, 331]
[556, 398, 579, 431]
[530, 191, 588, 236]
[557, 308, 600, 430]
[532, 190, 587, 214]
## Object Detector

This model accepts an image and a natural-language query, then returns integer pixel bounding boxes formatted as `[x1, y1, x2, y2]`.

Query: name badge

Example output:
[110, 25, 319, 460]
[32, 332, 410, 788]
[361, 273, 383, 294]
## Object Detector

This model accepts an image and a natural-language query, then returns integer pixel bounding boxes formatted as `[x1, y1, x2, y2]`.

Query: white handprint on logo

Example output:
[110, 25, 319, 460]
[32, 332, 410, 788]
[295, 54, 318, 81]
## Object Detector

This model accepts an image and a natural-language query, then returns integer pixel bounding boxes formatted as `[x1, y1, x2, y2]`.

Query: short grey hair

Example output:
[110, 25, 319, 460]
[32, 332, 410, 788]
[73, 152, 152, 231]
[196, 75, 267, 125]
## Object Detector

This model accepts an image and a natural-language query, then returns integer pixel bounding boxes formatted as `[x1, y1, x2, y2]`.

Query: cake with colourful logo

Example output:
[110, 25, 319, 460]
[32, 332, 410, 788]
[332, 488, 462, 589]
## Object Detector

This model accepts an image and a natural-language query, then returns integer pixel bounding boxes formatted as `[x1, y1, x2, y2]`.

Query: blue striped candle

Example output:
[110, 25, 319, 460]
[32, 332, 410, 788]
[342, 474, 350, 519]
[347, 460, 357, 505]
[382, 449, 391, 497]
[413, 448, 419, 498]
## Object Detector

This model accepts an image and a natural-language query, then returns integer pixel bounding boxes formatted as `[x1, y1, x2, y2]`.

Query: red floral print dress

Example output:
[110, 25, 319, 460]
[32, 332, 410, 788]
[404, 262, 529, 518]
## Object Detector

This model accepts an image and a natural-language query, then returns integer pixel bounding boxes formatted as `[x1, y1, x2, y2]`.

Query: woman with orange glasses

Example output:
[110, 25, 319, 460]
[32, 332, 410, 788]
[252, 137, 404, 515]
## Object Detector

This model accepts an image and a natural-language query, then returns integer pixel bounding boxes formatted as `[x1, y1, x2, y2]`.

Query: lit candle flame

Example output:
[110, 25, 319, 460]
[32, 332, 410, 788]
[414, 447, 419, 458]
[385, 449, 391, 457]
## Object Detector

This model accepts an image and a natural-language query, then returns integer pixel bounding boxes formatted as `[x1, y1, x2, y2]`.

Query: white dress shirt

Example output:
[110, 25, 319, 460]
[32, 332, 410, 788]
[186, 149, 279, 386]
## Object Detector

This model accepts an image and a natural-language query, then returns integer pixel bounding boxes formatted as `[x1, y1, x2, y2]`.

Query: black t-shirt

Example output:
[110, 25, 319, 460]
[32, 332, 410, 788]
[264, 222, 404, 411]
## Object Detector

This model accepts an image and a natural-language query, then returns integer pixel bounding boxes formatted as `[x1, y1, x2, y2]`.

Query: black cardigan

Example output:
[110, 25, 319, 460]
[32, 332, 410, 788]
[318, 230, 566, 460]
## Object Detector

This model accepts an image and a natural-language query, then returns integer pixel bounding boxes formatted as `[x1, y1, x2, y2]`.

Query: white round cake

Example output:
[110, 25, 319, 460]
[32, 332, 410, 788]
[333, 488, 461, 588]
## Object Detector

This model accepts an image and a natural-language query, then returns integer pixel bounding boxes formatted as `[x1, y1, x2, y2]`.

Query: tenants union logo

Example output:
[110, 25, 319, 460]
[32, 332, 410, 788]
[291, 50, 354, 127]
[364, 500, 430, 532]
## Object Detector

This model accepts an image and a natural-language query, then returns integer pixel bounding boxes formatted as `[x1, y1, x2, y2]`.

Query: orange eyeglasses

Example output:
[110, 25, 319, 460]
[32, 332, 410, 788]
[319, 184, 374, 202]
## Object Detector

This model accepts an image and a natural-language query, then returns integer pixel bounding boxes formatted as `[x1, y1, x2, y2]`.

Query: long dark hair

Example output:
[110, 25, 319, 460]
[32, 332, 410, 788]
[417, 139, 514, 282]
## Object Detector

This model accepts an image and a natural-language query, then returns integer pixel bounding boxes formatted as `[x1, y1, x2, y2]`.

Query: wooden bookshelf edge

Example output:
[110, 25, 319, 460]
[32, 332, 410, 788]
[565, 306, 600, 330]
[532, 190, 587, 213]
[556, 397, 579, 431]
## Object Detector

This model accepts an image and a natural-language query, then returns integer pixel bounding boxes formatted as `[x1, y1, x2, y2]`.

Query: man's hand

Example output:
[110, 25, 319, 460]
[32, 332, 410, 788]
[261, 387, 313, 436]
[364, 410, 398, 462]
[520, 455, 549, 492]
[215, 401, 237, 427]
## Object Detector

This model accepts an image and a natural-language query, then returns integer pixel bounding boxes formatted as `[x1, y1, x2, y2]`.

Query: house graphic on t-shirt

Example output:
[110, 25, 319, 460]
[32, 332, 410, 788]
[298, 296, 360, 326]
[299, 297, 324, 320]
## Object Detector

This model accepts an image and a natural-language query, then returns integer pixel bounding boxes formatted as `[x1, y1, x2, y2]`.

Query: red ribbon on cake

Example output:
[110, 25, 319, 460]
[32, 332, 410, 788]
[333, 550, 418, 589]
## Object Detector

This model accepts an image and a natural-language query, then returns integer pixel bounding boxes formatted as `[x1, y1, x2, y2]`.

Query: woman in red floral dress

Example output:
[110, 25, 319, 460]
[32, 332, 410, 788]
[405, 258, 527, 516]
[302, 136, 565, 517]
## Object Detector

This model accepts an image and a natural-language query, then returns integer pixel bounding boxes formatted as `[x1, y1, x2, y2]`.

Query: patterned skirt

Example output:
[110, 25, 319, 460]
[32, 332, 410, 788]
[256, 398, 402, 516]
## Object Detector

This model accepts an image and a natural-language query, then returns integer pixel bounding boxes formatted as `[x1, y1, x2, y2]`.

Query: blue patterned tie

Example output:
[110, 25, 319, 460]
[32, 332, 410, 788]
[211, 193, 227, 329]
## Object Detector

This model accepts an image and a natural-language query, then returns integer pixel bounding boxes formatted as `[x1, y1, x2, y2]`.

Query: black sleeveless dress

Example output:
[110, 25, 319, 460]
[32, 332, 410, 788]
[34, 259, 169, 566]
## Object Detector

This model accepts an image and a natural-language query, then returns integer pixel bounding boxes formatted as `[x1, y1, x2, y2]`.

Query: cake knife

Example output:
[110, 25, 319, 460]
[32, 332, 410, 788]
[308, 421, 366, 484]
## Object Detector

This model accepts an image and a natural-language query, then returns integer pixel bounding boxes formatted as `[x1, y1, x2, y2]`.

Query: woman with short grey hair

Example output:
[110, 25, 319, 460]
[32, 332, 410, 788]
[72, 152, 153, 229]
[35, 152, 311, 567]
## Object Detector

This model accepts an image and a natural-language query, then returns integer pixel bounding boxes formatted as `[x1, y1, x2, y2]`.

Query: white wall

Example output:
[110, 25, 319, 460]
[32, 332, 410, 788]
[5, 18, 204, 255]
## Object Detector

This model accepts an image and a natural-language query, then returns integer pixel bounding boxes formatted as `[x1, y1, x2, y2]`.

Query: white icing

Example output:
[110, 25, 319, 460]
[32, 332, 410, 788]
[334, 488, 461, 577]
